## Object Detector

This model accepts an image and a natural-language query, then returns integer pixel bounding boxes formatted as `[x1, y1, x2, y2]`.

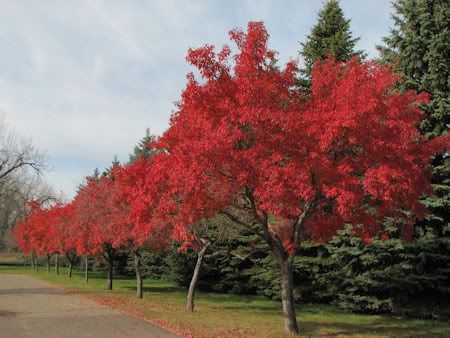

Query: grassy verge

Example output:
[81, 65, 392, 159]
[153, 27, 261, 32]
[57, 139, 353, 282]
[0, 265, 449, 337]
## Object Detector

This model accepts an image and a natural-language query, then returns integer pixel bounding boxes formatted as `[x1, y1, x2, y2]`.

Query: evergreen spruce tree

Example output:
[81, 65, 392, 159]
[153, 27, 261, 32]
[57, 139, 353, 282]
[377, 0, 450, 319]
[300, 0, 364, 82]
[378, 0, 449, 237]
[129, 128, 158, 164]
[76, 168, 100, 193]
[165, 227, 261, 294]
[102, 155, 120, 177]
[320, 227, 450, 319]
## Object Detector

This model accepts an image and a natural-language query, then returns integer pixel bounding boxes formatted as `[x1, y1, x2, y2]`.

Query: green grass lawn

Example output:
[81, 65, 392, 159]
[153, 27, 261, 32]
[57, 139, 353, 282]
[1, 264, 449, 337]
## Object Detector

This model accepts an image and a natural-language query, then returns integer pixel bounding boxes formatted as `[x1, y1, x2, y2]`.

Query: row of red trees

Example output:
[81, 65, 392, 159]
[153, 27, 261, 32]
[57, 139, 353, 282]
[15, 165, 170, 297]
[15, 22, 447, 334]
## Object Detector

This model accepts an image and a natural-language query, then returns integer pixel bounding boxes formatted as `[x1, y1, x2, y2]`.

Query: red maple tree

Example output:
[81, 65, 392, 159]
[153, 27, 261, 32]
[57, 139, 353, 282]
[72, 170, 125, 289]
[14, 201, 45, 258]
[72, 163, 170, 294]
[15, 200, 65, 272]
[118, 158, 174, 298]
[53, 203, 79, 277]
[125, 22, 447, 334]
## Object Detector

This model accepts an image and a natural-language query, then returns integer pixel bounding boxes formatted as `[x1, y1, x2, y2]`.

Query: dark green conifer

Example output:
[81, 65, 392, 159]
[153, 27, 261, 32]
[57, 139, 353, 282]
[378, 0, 449, 237]
[300, 0, 364, 83]
[129, 128, 158, 164]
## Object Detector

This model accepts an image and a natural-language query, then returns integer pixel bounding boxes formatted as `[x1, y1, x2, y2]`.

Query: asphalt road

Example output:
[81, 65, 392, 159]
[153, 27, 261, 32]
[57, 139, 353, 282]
[0, 274, 177, 338]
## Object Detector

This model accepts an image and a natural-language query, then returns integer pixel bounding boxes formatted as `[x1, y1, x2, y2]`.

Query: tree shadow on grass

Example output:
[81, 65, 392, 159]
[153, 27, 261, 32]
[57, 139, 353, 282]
[123, 285, 186, 294]
[124, 284, 283, 307]
[65, 271, 135, 281]
[121, 283, 344, 313]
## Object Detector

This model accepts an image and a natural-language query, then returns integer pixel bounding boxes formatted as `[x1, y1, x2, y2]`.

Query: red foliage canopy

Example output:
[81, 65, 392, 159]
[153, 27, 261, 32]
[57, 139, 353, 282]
[124, 22, 447, 252]
[14, 201, 68, 256]
[72, 164, 171, 256]
[14, 22, 448, 261]
[117, 159, 172, 250]
[71, 166, 131, 256]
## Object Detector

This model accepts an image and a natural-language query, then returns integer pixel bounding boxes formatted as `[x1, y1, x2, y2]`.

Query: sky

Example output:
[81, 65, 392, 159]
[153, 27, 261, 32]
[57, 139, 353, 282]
[0, 0, 393, 198]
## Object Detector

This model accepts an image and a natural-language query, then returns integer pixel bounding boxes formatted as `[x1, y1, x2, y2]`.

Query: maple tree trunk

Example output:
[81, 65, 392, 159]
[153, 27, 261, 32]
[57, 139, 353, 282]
[35, 254, 39, 272]
[277, 254, 299, 335]
[66, 253, 75, 278]
[55, 254, 59, 275]
[106, 249, 114, 290]
[84, 256, 89, 283]
[30, 253, 34, 270]
[132, 249, 143, 298]
[46, 254, 51, 273]
[186, 241, 209, 312]
[107, 259, 113, 290]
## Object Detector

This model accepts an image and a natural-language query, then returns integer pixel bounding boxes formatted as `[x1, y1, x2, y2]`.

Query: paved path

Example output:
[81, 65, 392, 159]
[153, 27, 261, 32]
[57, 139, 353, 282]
[0, 274, 177, 338]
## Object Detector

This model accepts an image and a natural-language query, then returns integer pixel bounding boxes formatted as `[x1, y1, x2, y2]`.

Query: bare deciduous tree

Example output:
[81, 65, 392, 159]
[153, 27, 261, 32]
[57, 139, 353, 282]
[0, 116, 47, 182]
[0, 115, 53, 250]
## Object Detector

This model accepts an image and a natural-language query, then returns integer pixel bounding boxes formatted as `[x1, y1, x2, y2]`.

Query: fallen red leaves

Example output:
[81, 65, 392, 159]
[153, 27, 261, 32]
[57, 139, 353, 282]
[79, 292, 194, 338]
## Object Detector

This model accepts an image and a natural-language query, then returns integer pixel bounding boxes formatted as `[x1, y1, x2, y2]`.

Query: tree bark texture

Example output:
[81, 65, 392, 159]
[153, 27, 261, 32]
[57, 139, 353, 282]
[66, 253, 77, 278]
[277, 254, 299, 335]
[132, 249, 143, 298]
[55, 254, 59, 275]
[46, 254, 51, 273]
[186, 239, 210, 312]
[84, 256, 89, 283]
[105, 248, 114, 290]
